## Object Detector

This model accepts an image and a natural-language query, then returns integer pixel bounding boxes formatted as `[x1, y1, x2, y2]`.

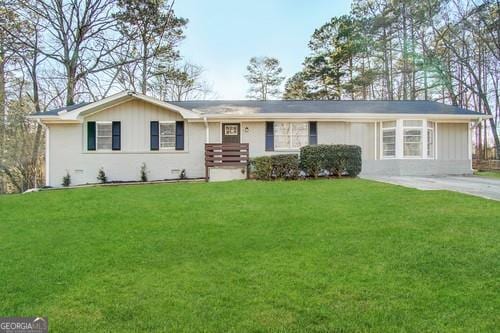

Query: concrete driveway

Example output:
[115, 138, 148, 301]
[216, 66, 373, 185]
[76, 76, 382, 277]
[363, 175, 500, 201]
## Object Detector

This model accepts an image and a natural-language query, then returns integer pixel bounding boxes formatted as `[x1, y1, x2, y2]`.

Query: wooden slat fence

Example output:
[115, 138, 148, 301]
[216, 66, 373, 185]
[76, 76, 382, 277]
[473, 159, 500, 171]
[205, 143, 249, 180]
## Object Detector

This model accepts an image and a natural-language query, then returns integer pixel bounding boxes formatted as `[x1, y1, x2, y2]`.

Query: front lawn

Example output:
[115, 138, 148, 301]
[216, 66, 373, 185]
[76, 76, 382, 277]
[0, 180, 499, 332]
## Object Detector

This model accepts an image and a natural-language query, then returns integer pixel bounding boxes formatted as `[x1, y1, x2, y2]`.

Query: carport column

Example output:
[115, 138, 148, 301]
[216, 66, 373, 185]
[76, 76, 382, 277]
[396, 119, 404, 159]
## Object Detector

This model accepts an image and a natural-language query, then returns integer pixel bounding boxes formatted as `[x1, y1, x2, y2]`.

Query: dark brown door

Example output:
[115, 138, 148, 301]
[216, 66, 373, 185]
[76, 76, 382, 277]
[222, 123, 240, 144]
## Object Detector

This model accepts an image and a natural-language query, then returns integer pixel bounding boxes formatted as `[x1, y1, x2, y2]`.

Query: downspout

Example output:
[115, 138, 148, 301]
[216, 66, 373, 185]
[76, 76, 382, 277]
[203, 117, 209, 143]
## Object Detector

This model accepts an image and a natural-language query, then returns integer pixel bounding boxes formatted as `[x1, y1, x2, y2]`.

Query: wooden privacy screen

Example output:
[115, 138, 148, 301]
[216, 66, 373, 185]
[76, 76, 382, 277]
[205, 143, 250, 180]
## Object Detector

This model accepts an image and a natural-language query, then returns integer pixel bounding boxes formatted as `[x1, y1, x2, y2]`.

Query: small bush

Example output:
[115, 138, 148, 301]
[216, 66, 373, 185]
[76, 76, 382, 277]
[251, 156, 273, 180]
[140, 163, 148, 182]
[97, 168, 107, 184]
[180, 169, 186, 179]
[271, 154, 299, 180]
[62, 172, 71, 187]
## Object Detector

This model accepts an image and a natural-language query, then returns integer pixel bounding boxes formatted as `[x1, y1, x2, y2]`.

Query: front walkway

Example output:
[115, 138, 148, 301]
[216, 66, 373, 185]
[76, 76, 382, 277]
[363, 175, 500, 201]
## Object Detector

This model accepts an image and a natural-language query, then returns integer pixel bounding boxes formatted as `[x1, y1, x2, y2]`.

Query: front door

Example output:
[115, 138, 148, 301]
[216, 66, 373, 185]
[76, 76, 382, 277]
[222, 123, 240, 144]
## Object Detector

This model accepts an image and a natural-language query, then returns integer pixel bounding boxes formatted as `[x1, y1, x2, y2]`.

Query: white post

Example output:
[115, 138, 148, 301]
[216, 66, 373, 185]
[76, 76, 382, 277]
[468, 122, 473, 171]
[45, 125, 50, 187]
[435, 122, 439, 160]
[396, 119, 404, 159]
[422, 120, 428, 159]
[373, 122, 377, 160]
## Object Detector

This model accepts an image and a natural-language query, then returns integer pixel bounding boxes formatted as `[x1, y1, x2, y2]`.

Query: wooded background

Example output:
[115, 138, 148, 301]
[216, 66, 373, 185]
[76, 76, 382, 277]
[0, 0, 498, 193]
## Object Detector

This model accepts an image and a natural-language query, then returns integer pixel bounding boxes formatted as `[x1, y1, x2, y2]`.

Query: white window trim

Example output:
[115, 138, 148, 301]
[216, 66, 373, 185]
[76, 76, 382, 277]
[402, 119, 424, 159]
[159, 121, 176, 150]
[426, 122, 436, 159]
[274, 121, 309, 151]
[381, 119, 438, 160]
[96, 121, 113, 152]
[381, 122, 397, 159]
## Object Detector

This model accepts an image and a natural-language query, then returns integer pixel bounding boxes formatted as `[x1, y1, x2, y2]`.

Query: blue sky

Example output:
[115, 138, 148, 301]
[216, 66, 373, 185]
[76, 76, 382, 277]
[175, 0, 352, 99]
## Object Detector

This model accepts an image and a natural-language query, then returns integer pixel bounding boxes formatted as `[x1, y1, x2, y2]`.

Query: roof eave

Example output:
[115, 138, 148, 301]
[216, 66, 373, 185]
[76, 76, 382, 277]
[201, 112, 490, 120]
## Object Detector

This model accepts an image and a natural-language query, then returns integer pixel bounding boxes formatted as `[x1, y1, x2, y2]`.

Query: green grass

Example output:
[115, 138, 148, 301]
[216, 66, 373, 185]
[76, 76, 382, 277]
[475, 170, 500, 179]
[1, 179, 499, 332]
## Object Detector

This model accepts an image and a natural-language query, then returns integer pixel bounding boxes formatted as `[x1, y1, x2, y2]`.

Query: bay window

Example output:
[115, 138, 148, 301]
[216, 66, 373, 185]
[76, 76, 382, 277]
[274, 122, 308, 149]
[381, 119, 436, 160]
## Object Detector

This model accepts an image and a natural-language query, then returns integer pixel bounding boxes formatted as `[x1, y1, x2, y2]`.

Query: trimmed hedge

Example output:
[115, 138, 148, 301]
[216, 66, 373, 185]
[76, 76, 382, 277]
[300, 144, 362, 177]
[252, 156, 273, 180]
[272, 154, 300, 180]
[251, 154, 299, 180]
[300, 144, 329, 178]
[252, 145, 361, 180]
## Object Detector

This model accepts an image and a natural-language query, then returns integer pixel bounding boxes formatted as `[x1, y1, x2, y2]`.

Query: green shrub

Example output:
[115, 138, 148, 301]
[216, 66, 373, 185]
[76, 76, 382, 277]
[62, 172, 71, 187]
[140, 163, 148, 182]
[251, 154, 299, 180]
[251, 156, 273, 180]
[271, 154, 299, 180]
[300, 145, 329, 178]
[342, 145, 362, 177]
[300, 144, 362, 178]
[97, 168, 107, 183]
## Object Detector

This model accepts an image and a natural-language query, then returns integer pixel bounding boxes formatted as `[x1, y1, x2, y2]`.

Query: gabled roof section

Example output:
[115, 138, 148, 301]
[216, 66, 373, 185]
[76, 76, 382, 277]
[31, 91, 201, 121]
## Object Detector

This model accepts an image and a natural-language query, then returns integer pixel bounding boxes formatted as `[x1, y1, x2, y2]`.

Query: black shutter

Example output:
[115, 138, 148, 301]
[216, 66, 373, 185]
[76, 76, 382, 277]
[175, 121, 184, 151]
[87, 121, 96, 151]
[150, 121, 159, 151]
[265, 121, 274, 151]
[112, 121, 121, 151]
[309, 121, 317, 145]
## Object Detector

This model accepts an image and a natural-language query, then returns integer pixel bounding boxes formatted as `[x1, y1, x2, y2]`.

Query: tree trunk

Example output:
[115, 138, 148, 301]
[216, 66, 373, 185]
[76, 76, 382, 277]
[141, 36, 149, 95]
[0, 43, 5, 193]
[401, 2, 408, 100]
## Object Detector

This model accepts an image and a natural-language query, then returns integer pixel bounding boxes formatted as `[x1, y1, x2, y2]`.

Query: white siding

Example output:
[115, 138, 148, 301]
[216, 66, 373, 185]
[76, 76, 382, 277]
[47, 100, 205, 186]
[437, 123, 469, 160]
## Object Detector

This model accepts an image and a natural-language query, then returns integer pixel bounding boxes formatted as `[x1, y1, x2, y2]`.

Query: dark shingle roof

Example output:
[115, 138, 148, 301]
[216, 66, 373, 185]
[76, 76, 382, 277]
[33, 102, 90, 116]
[169, 100, 479, 115]
[35, 99, 480, 117]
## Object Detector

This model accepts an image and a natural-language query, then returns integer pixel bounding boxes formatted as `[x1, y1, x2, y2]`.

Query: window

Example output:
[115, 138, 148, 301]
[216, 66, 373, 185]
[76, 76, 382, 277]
[427, 121, 435, 158]
[382, 121, 396, 158]
[403, 120, 423, 157]
[96, 122, 112, 150]
[160, 122, 175, 149]
[224, 125, 238, 136]
[274, 122, 308, 149]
